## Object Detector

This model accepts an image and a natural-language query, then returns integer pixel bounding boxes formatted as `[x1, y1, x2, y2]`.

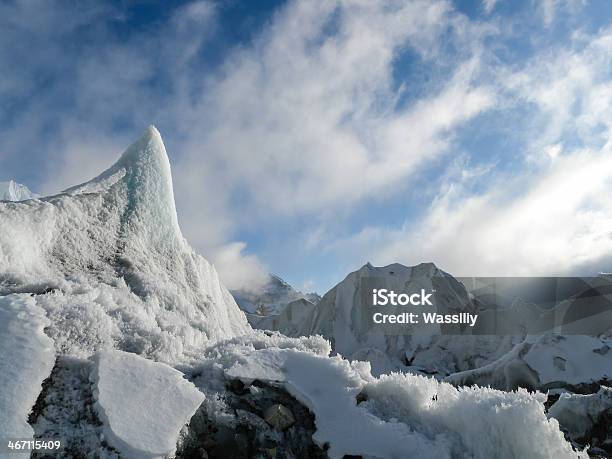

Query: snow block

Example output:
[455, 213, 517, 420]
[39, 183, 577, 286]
[92, 350, 205, 459]
[0, 295, 55, 441]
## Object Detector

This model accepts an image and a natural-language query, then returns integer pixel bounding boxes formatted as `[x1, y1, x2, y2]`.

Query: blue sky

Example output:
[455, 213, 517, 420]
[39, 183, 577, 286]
[2, 0, 612, 294]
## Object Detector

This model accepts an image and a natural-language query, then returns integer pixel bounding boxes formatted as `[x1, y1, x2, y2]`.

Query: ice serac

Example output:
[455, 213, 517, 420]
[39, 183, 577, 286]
[0, 126, 250, 362]
[0, 180, 38, 201]
[65, 126, 181, 247]
[250, 298, 317, 335]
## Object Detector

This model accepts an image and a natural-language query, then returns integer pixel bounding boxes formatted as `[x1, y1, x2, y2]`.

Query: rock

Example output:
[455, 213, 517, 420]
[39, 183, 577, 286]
[227, 379, 250, 395]
[263, 404, 295, 431]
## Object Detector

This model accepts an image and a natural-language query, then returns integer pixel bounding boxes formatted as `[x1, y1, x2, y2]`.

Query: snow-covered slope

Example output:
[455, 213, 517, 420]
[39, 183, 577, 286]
[0, 180, 37, 201]
[232, 274, 320, 316]
[0, 126, 250, 363]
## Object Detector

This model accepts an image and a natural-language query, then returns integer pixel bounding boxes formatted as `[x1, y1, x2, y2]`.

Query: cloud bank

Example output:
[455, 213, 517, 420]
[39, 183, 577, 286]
[1, 0, 611, 291]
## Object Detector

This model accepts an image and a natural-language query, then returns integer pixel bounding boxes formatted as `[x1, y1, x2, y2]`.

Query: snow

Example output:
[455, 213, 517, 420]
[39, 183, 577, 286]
[92, 350, 205, 459]
[446, 335, 612, 390]
[0, 295, 55, 441]
[523, 335, 612, 385]
[0, 180, 37, 201]
[260, 262, 518, 377]
[219, 339, 585, 459]
[549, 387, 612, 439]
[363, 372, 585, 459]
[0, 126, 250, 363]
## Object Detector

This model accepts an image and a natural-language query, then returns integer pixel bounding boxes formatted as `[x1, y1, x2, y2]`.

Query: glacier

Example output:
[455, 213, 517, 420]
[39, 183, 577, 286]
[0, 126, 589, 458]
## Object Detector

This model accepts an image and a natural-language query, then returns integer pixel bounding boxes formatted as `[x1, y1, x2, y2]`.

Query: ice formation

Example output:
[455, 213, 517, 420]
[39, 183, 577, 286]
[254, 262, 516, 376]
[0, 126, 249, 363]
[0, 296, 54, 440]
[215, 343, 585, 459]
[249, 298, 317, 335]
[0, 180, 37, 201]
[92, 350, 205, 458]
[549, 387, 612, 440]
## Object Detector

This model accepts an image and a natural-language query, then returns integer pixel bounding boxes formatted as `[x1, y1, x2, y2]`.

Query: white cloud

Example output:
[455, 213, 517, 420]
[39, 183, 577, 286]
[541, 0, 557, 25]
[330, 147, 612, 276]
[537, 0, 587, 26]
[6, 0, 609, 290]
[504, 27, 612, 159]
[210, 242, 270, 291]
[174, 0, 493, 215]
[482, 0, 499, 15]
[168, 0, 495, 288]
[330, 26, 612, 278]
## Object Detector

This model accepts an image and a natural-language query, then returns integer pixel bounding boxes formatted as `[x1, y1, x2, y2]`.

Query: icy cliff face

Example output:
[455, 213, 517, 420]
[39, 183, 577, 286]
[0, 126, 250, 362]
[0, 180, 37, 201]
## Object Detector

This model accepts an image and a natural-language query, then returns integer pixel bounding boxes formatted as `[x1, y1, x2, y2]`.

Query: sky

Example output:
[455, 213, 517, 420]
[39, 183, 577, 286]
[2, 0, 612, 294]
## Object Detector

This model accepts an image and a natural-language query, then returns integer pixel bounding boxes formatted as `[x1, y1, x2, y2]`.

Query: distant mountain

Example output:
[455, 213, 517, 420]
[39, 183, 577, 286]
[0, 180, 38, 201]
[254, 262, 521, 376]
[231, 274, 320, 317]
